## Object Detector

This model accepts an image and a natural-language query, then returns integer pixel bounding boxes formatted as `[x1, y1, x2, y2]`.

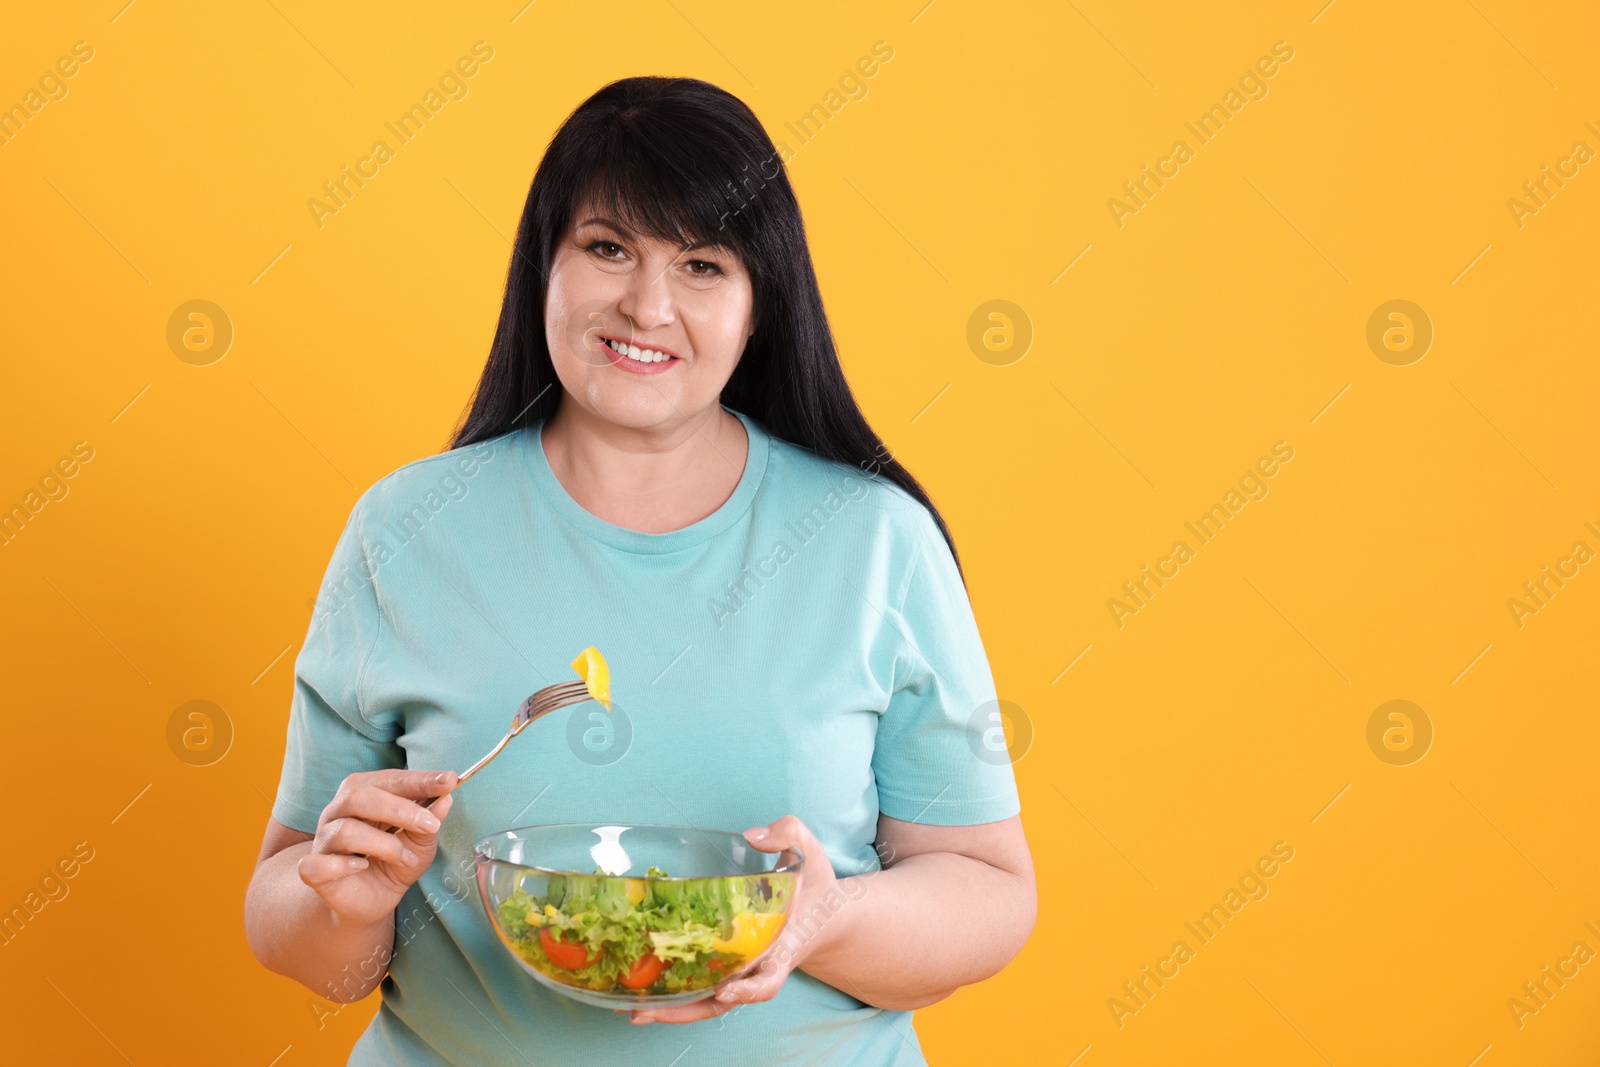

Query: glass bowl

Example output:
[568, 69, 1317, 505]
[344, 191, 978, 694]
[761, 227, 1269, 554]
[474, 823, 803, 1009]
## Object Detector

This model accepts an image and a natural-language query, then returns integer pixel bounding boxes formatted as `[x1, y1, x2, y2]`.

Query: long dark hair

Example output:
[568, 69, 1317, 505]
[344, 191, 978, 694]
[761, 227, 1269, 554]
[448, 76, 962, 578]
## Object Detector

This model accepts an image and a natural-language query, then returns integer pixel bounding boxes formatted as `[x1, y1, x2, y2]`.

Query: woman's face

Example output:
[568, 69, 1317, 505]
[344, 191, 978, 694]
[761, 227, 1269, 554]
[544, 205, 756, 431]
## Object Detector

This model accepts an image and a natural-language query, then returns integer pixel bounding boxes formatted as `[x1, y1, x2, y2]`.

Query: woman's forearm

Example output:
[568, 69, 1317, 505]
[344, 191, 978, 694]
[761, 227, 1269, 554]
[794, 852, 1036, 1011]
[244, 841, 397, 1002]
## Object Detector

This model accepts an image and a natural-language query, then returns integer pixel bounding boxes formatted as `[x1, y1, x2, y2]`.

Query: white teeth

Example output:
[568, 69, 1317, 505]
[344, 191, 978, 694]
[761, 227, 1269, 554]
[606, 338, 673, 364]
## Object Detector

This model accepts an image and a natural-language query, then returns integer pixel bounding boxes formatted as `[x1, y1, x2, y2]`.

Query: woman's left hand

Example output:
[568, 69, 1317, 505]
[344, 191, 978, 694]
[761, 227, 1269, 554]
[624, 814, 838, 1026]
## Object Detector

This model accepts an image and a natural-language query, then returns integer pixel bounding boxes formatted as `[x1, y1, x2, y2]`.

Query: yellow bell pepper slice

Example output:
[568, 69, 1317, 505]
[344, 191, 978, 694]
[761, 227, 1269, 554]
[570, 646, 611, 711]
[712, 911, 786, 960]
[623, 878, 647, 905]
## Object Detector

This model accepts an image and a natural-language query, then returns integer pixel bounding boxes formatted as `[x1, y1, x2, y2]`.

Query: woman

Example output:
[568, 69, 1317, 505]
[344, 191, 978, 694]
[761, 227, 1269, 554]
[245, 76, 1035, 1065]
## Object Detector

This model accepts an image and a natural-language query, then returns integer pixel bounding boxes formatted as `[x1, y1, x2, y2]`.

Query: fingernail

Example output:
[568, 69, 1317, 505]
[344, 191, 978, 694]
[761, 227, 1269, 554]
[348, 857, 368, 870]
[418, 813, 441, 832]
[434, 772, 448, 784]
[632, 1016, 654, 1025]
[401, 848, 419, 866]
[747, 828, 767, 841]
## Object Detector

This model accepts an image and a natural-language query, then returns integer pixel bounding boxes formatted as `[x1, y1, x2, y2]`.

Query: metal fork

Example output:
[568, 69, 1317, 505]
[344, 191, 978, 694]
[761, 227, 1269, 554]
[389, 679, 595, 832]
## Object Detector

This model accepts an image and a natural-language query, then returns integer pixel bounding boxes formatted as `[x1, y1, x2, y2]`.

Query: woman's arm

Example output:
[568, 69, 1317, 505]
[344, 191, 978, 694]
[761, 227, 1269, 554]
[244, 769, 458, 1001]
[798, 813, 1036, 1011]
[245, 820, 399, 1002]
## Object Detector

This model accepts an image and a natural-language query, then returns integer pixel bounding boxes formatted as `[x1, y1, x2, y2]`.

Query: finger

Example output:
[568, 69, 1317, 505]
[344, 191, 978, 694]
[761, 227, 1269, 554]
[298, 851, 370, 890]
[405, 793, 454, 846]
[712, 957, 789, 1006]
[630, 955, 788, 1024]
[317, 816, 424, 869]
[744, 813, 817, 860]
[401, 788, 453, 833]
[632, 997, 737, 1025]
[329, 781, 447, 837]
[360, 768, 459, 801]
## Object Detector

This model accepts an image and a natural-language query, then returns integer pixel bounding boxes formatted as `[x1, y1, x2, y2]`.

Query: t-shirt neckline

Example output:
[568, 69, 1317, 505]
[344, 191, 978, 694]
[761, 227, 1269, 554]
[524, 405, 770, 554]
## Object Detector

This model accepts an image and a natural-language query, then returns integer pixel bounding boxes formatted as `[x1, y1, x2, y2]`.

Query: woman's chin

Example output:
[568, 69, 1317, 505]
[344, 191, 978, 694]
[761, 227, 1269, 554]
[582, 391, 710, 432]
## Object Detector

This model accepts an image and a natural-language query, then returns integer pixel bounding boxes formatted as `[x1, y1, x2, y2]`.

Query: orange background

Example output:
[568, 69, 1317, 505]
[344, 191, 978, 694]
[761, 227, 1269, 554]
[4, 2, 1599, 1064]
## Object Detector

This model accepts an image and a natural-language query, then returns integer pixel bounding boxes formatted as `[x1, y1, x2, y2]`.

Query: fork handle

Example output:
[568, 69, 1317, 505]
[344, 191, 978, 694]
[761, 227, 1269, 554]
[384, 681, 587, 834]
[386, 735, 501, 831]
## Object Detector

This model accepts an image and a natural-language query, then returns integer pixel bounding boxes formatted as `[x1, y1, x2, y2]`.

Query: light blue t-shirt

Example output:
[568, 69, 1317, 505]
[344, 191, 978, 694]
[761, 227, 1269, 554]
[271, 405, 1021, 1066]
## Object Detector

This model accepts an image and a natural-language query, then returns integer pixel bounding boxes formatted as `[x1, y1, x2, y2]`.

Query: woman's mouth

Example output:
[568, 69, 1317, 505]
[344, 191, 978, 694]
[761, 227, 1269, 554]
[597, 335, 681, 375]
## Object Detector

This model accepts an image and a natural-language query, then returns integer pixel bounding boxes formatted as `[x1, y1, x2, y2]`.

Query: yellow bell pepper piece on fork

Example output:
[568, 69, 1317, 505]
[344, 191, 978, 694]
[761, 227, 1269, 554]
[570, 646, 611, 711]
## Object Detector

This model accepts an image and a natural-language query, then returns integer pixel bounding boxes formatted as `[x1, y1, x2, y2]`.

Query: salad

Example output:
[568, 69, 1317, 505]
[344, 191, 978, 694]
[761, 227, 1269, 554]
[496, 867, 791, 995]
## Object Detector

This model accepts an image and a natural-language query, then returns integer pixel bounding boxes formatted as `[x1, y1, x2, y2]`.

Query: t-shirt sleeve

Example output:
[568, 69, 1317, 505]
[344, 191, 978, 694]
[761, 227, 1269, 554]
[270, 494, 405, 835]
[870, 505, 1022, 827]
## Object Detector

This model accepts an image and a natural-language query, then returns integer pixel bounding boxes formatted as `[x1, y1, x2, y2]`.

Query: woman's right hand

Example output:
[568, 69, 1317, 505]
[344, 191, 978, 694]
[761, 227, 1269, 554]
[297, 769, 459, 927]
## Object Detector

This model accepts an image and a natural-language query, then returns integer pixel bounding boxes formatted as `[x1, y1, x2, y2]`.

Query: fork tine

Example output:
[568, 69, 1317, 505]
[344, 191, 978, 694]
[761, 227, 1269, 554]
[533, 683, 593, 713]
[534, 680, 590, 706]
[514, 680, 599, 727]
[399, 679, 604, 828]
[519, 680, 588, 707]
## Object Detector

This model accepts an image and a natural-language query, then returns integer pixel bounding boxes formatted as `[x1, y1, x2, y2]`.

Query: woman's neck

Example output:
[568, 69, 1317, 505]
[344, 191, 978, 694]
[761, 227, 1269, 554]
[541, 402, 749, 534]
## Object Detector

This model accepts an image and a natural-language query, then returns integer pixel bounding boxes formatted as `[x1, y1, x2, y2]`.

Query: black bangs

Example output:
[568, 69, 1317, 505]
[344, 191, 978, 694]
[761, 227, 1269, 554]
[565, 136, 756, 260]
[449, 76, 968, 580]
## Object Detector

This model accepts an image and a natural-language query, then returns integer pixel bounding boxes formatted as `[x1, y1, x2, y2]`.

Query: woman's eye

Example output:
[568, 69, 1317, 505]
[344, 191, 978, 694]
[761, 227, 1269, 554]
[588, 241, 625, 260]
[685, 260, 721, 276]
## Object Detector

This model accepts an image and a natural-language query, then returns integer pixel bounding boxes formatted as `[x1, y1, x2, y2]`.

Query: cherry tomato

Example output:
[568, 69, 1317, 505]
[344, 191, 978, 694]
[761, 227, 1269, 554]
[619, 952, 667, 989]
[539, 927, 600, 970]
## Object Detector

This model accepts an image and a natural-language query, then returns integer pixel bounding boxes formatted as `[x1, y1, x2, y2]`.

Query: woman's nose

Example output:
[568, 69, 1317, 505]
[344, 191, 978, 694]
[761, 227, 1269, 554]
[616, 259, 675, 331]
